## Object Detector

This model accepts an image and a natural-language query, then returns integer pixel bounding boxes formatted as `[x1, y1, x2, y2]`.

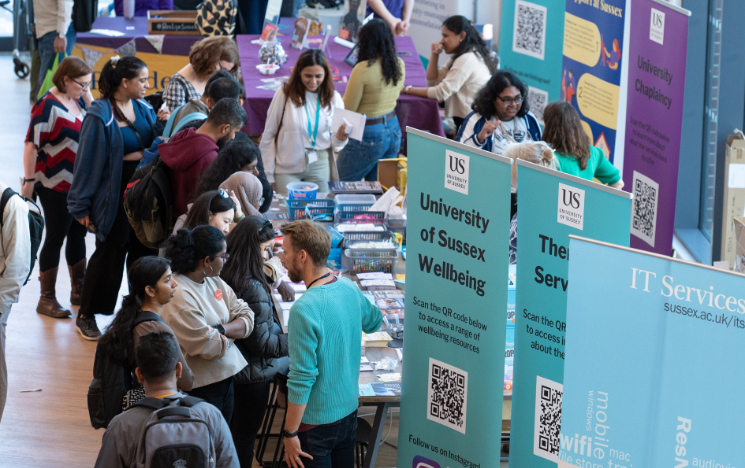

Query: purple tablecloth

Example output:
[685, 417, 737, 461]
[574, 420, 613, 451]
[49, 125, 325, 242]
[77, 17, 202, 55]
[237, 34, 445, 151]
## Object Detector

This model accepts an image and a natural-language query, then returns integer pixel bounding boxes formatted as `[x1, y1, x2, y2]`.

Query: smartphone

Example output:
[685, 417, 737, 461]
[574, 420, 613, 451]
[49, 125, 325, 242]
[87, 223, 98, 234]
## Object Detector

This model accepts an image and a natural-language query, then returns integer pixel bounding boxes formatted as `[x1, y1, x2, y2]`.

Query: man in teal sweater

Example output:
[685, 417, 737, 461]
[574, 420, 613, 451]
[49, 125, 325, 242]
[279, 220, 383, 468]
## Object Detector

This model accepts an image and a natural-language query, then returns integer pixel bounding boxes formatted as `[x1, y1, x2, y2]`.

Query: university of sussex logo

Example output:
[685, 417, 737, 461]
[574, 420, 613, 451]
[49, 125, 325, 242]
[650, 8, 665, 45]
[557, 183, 585, 230]
[444, 150, 470, 195]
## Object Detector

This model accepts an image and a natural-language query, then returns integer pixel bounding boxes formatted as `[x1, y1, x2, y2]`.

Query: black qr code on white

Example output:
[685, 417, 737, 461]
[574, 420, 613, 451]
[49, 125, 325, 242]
[533, 375, 563, 463]
[528, 86, 549, 126]
[631, 171, 659, 248]
[426, 358, 468, 434]
[513, 0, 547, 60]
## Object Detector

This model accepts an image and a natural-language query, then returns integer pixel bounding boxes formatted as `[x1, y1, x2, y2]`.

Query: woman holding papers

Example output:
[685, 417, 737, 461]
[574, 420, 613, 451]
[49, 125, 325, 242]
[337, 18, 405, 182]
[259, 49, 349, 195]
[221, 216, 289, 467]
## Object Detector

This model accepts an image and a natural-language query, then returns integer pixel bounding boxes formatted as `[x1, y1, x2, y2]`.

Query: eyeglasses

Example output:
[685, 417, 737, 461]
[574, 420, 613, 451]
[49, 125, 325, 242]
[217, 253, 230, 262]
[497, 95, 523, 106]
[71, 78, 91, 90]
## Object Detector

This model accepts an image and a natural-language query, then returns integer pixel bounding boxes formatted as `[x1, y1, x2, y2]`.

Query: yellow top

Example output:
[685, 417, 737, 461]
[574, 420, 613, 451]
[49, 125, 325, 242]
[343, 58, 406, 117]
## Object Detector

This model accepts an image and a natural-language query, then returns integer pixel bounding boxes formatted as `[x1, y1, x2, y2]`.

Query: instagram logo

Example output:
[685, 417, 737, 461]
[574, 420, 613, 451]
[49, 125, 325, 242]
[413, 455, 441, 468]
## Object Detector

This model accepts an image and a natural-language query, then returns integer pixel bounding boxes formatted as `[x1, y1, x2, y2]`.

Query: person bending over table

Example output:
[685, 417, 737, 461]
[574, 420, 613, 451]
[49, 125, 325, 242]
[401, 15, 496, 131]
[337, 19, 405, 182]
[367, 0, 414, 35]
[259, 49, 349, 196]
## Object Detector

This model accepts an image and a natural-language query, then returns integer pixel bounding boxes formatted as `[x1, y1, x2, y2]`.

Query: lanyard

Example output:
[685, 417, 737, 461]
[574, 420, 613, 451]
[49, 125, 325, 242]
[304, 93, 321, 148]
[307, 272, 330, 288]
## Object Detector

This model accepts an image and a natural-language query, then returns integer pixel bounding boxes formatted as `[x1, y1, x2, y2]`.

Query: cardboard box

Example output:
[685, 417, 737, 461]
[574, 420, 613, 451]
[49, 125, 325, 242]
[378, 157, 406, 191]
[720, 134, 745, 268]
[733, 217, 745, 273]
[147, 10, 199, 35]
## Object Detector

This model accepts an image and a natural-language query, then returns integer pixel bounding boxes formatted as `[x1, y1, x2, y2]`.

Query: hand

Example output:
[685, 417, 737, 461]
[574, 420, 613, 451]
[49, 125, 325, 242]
[53, 36, 67, 54]
[389, 19, 401, 34]
[335, 124, 349, 141]
[270, 182, 276, 191]
[229, 190, 244, 218]
[21, 181, 34, 199]
[77, 216, 92, 229]
[431, 42, 443, 55]
[285, 435, 313, 468]
[157, 107, 170, 122]
[277, 280, 296, 302]
[478, 120, 501, 142]
[396, 21, 409, 35]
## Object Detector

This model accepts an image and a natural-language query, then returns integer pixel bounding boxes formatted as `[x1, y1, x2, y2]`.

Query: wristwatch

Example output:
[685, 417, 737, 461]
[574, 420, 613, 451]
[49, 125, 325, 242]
[216, 324, 226, 335]
[404, 85, 412, 94]
[283, 429, 299, 439]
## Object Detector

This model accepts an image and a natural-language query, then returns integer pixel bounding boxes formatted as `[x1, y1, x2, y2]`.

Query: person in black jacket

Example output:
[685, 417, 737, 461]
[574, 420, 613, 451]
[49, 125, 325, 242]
[221, 216, 289, 466]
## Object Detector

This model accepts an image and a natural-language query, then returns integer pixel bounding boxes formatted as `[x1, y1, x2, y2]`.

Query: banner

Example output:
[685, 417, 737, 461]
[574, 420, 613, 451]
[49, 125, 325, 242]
[560, 237, 745, 467]
[398, 129, 512, 468]
[622, 0, 690, 255]
[509, 162, 631, 468]
[561, 0, 627, 162]
[498, 0, 566, 124]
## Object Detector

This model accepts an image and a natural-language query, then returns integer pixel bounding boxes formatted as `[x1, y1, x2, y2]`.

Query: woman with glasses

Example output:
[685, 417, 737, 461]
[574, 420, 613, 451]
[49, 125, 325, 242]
[23, 57, 93, 319]
[161, 225, 255, 424]
[456, 71, 543, 157]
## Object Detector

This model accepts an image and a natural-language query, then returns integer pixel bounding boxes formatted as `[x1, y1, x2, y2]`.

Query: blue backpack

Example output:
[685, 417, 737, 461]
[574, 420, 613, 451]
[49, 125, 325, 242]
[162, 103, 208, 138]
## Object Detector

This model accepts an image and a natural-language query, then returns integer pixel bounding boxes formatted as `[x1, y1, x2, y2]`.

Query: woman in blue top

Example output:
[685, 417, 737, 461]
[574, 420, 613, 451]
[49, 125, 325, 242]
[68, 55, 170, 340]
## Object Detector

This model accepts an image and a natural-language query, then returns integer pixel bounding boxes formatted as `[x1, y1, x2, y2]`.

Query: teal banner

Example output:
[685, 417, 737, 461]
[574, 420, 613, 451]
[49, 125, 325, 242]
[509, 161, 631, 467]
[398, 129, 512, 468]
[498, 0, 566, 123]
[560, 237, 745, 467]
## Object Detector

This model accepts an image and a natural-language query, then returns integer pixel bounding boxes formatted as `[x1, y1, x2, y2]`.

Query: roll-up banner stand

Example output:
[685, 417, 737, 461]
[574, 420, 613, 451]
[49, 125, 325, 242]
[509, 161, 632, 467]
[560, 236, 745, 466]
[398, 128, 512, 468]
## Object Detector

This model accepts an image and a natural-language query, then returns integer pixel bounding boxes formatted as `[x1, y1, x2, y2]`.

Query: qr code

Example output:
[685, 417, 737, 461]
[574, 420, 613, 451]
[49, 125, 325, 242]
[533, 376, 563, 462]
[513, 0, 547, 60]
[426, 358, 468, 434]
[528, 86, 548, 125]
[630, 171, 659, 248]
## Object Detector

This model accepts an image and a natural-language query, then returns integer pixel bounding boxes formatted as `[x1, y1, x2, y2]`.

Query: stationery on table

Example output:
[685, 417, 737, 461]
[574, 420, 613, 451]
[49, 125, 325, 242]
[290, 17, 310, 50]
[359, 382, 401, 397]
[359, 279, 396, 291]
[362, 331, 392, 347]
[331, 107, 366, 141]
[357, 272, 393, 280]
[89, 29, 125, 36]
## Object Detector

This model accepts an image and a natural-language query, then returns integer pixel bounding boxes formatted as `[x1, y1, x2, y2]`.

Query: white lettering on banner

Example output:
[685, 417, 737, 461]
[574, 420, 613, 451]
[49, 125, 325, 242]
[444, 150, 470, 195]
[675, 417, 691, 466]
[650, 8, 665, 45]
[557, 183, 585, 230]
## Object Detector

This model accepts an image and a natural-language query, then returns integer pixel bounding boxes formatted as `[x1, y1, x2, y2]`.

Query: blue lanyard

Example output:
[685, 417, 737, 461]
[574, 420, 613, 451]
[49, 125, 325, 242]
[304, 93, 321, 148]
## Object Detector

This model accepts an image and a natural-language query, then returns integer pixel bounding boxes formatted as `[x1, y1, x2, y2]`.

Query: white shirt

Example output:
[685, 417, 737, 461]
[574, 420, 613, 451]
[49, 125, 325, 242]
[33, 0, 73, 39]
[459, 113, 534, 156]
[426, 51, 492, 119]
[0, 181, 30, 307]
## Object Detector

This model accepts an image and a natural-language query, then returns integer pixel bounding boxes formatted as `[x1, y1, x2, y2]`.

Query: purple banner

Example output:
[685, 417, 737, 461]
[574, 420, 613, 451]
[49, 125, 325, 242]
[623, 0, 689, 255]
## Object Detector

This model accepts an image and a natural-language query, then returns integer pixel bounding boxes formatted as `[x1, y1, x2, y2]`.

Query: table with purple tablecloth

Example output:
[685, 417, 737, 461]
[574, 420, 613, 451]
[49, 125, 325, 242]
[237, 34, 445, 152]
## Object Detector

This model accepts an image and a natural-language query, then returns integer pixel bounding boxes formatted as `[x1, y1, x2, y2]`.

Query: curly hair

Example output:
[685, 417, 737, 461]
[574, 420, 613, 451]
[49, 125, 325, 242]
[542, 101, 591, 170]
[221, 216, 276, 296]
[443, 16, 497, 74]
[471, 71, 529, 120]
[194, 139, 260, 199]
[189, 36, 240, 78]
[356, 18, 403, 86]
[163, 226, 226, 274]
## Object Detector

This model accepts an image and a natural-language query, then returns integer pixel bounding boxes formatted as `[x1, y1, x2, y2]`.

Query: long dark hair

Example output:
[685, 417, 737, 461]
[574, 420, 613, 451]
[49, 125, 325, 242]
[283, 49, 334, 109]
[542, 101, 591, 170]
[97, 256, 171, 368]
[183, 190, 236, 230]
[442, 16, 497, 74]
[98, 56, 147, 123]
[356, 18, 403, 86]
[221, 216, 275, 296]
[194, 139, 260, 199]
[163, 226, 226, 274]
[472, 71, 529, 119]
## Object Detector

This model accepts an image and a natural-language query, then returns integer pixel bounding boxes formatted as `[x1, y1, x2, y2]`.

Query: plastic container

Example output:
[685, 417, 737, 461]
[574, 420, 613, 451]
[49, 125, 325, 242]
[335, 210, 386, 226]
[287, 182, 318, 199]
[334, 194, 376, 215]
[386, 213, 407, 244]
[286, 199, 335, 221]
[343, 230, 395, 243]
[342, 247, 399, 274]
[256, 64, 279, 75]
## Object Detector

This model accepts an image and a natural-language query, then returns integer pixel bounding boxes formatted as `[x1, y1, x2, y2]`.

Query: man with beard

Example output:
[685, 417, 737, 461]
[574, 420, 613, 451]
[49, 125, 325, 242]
[159, 98, 247, 217]
[277, 220, 382, 468]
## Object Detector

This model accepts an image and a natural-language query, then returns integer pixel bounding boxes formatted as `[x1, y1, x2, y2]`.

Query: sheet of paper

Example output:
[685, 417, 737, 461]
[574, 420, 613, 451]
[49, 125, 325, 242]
[89, 29, 125, 36]
[331, 107, 366, 141]
[360, 365, 374, 372]
[377, 373, 401, 382]
[357, 272, 393, 280]
[728, 164, 745, 188]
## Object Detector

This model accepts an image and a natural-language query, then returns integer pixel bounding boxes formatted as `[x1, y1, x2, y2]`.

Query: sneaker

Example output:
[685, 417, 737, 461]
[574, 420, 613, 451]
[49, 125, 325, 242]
[76, 314, 101, 341]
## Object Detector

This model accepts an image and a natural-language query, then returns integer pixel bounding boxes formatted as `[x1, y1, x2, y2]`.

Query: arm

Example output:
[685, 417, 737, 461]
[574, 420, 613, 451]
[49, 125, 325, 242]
[286, 304, 319, 406]
[242, 288, 288, 358]
[401, 0, 414, 24]
[367, 0, 400, 32]
[425, 55, 472, 102]
[134, 321, 196, 391]
[359, 290, 383, 334]
[22, 142, 37, 199]
[258, 89, 287, 184]
[222, 282, 254, 338]
[426, 46, 445, 82]
[342, 64, 365, 113]
[591, 147, 622, 186]
[165, 308, 232, 361]
[284, 402, 312, 468]
[68, 116, 108, 220]
[0, 196, 30, 306]
[54, 0, 73, 52]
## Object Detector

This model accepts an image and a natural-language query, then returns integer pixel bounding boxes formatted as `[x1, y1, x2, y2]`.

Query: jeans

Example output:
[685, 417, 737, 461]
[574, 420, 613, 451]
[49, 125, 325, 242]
[298, 410, 358, 468]
[37, 188, 87, 272]
[36, 23, 77, 99]
[273, 150, 331, 196]
[0, 304, 11, 423]
[337, 116, 401, 182]
[188, 376, 235, 425]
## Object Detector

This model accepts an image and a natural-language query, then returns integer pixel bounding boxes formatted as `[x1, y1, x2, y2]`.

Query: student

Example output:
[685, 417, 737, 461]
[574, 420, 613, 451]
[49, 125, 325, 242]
[0, 181, 31, 423]
[402, 15, 497, 130]
[221, 217, 289, 466]
[167, 69, 238, 134]
[259, 49, 349, 195]
[279, 220, 382, 468]
[176, 189, 241, 236]
[542, 101, 623, 189]
[337, 19, 405, 182]
[67, 56, 170, 340]
[194, 139, 261, 202]
[23, 57, 92, 318]
[159, 98, 247, 217]
[219, 172, 263, 218]
[31, 0, 76, 101]
[456, 71, 543, 157]
[367, 0, 414, 35]
[161, 226, 254, 423]
[94, 331, 239, 468]
[161, 36, 240, 112]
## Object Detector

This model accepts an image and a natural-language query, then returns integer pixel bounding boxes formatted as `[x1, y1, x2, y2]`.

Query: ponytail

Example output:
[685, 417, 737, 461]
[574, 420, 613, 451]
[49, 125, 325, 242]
[98, 55, 147, 122]
[163, 226, 226, 274]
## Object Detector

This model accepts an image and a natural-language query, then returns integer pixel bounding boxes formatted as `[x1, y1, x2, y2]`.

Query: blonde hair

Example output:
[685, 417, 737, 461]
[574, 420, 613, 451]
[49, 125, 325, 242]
[279, 220, 331, 267]
[506, 141, 556, 190]
[189, 36, 240, 77]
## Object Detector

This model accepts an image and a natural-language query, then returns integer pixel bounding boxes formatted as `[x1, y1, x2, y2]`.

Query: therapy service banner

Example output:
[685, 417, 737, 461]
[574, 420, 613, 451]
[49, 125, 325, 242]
[509, 161, 631, 468]
[560, 237, 745, 467]
[561, 0, 627, 162]
[622, 0, 690, 255]
[398, 129, 511, 468]
[498, 0, 566, 124]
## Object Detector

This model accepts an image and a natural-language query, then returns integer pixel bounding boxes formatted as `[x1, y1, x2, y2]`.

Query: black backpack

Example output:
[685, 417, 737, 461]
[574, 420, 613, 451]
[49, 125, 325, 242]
[123, 154, 174, 249]
[72, 0, 99, 33]
[87, 311, 164, 429]
[0, 188, 44, 285]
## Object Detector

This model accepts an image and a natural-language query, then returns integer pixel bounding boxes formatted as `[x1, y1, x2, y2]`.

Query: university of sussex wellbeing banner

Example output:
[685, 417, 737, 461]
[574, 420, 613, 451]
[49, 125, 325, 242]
[622, 0, 690, 255]
[560, 237, 745, 467]
[509, 161, 631, 468]
[398, 129, 512, 468]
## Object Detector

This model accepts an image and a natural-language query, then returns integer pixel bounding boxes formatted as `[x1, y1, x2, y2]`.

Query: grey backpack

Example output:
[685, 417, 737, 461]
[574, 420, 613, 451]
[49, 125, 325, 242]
[133, 396, 216, 468]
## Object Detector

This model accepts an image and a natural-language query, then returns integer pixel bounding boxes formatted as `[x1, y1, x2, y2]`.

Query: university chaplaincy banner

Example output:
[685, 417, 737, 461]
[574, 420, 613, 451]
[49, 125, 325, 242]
[509, 161, 631, 468]
[398, 129, 512, 468]
[559, 237, 745, 467]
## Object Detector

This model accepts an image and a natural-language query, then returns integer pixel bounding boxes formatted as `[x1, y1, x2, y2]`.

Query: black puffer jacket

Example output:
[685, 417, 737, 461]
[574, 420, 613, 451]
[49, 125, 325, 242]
[233, 277, 289, 384]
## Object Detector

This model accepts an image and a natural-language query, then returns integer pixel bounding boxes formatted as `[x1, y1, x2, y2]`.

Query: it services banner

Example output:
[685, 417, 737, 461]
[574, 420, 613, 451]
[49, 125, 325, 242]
[622, 0, 690, 255]
[560, 237, 745, 467]
[498, 0, 566, 125]
[509, 161, 631, 468]
[398, 129, 511, 468]
[561, 0, 627, 162]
